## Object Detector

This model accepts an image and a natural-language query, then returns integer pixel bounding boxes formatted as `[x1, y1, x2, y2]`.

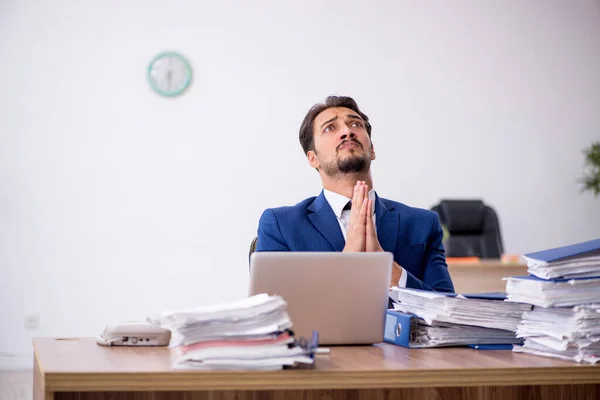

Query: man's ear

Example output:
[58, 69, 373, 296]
[307, 150, 320, 169]
[370, 142, 376, 161]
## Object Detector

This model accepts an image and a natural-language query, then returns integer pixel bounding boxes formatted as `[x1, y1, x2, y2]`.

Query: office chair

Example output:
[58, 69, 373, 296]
[431, 199, 504, 259]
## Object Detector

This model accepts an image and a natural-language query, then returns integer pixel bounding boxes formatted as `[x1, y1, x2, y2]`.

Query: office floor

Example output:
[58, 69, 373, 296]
[0, 370, 32, 400]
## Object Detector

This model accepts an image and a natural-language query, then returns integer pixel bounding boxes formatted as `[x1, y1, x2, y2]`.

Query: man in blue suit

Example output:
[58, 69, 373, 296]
[255, 96, 454, 293]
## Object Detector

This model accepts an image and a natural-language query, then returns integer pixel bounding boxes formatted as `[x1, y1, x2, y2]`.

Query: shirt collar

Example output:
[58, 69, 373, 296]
[323, 188, 376, 219]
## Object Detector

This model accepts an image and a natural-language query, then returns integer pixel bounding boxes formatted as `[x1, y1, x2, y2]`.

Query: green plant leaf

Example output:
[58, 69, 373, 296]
[580, 141, 600, 197]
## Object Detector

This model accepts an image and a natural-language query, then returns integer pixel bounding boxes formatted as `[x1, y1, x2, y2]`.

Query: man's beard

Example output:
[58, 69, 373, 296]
[321, 153, 371, 177]
[338, 155, 369, 173]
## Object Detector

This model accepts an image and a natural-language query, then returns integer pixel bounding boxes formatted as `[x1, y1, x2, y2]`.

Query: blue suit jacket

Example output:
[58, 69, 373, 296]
[255, 191, 455, 293]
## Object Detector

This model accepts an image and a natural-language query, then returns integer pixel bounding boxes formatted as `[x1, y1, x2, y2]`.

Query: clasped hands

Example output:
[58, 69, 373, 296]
[343, 181, 402, 287]
[342, 181, 384, 253]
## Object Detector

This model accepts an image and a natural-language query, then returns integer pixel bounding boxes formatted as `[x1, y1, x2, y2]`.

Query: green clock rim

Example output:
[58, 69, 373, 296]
[147, 51, 193, 97]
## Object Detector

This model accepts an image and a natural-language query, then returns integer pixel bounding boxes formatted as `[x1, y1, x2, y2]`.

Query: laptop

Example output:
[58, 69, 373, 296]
[248, 252, 393, 345]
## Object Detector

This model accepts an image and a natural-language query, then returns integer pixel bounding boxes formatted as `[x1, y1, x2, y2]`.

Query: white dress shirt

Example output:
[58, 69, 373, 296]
[323, 188, 408, 288]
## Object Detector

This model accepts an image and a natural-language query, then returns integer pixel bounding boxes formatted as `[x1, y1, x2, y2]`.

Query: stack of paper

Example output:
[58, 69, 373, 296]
[513, 304, 600, 364]
[389, 288, 531, 332]
[504, 276, 600, 307]
[507, 239, 600, 364]
[150, 294, 317, 370]
[412, 319, 522, 347]
[523, 238, 600, 280]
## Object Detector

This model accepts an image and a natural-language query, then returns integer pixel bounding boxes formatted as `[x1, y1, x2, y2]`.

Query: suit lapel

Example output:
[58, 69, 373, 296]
[307, 191, 346, 251]
[376, 195, 400, 254]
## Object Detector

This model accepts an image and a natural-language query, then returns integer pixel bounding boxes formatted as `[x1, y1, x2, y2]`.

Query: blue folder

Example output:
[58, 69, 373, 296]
[461, 292, 507, 300]
[524, 238, 600, 262]
[384, 310, 423, 348]
[467, 344, 513, 350]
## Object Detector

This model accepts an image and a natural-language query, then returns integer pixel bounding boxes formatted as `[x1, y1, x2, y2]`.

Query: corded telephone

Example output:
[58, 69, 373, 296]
[96, 321, 171, 346]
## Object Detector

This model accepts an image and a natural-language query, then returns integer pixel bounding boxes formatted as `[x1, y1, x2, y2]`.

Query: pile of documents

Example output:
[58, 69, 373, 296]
[409, 318, 520, 348]
[388, 288, 530, 347]
[504, 276, 600, 307]
[150, 293, 317, 370]
[513, 304, 600, 363]
[506, 239, 600, 364]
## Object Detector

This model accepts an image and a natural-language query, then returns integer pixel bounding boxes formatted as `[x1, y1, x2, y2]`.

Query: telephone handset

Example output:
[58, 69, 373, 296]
[96, 321, 171, 346]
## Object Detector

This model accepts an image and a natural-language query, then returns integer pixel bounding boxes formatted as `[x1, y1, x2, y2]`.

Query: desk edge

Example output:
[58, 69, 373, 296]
[44, 367, 600, 391]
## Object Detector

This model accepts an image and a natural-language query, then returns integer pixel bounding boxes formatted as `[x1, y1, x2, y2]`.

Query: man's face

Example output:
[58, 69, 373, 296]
[307, 107, 375, 177]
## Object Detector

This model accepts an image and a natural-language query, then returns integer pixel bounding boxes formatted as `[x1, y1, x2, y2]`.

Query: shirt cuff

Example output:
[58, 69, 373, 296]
[397, 267, 408, 288]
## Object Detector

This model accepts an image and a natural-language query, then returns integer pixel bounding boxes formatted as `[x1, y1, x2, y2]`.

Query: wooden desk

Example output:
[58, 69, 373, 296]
[447, 260, 528, 293]
[33, 337, 599, 400]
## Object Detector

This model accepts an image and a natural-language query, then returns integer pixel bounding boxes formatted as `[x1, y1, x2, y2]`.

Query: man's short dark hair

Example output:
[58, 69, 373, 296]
[299, 96, 372, 154]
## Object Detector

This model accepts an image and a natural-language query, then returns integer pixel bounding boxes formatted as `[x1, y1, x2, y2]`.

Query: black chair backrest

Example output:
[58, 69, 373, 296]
[431, 199, 504, 259]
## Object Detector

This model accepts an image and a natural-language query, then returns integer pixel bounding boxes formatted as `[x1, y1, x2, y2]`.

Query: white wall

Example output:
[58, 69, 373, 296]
[1, 0, 600, 368]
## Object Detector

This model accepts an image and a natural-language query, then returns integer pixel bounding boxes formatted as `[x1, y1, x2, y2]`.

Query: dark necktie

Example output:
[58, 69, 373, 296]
[343, 201, 352, 211]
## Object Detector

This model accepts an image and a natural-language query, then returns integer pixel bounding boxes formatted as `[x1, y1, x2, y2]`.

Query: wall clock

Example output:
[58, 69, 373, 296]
[147, 51, 192, 97]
